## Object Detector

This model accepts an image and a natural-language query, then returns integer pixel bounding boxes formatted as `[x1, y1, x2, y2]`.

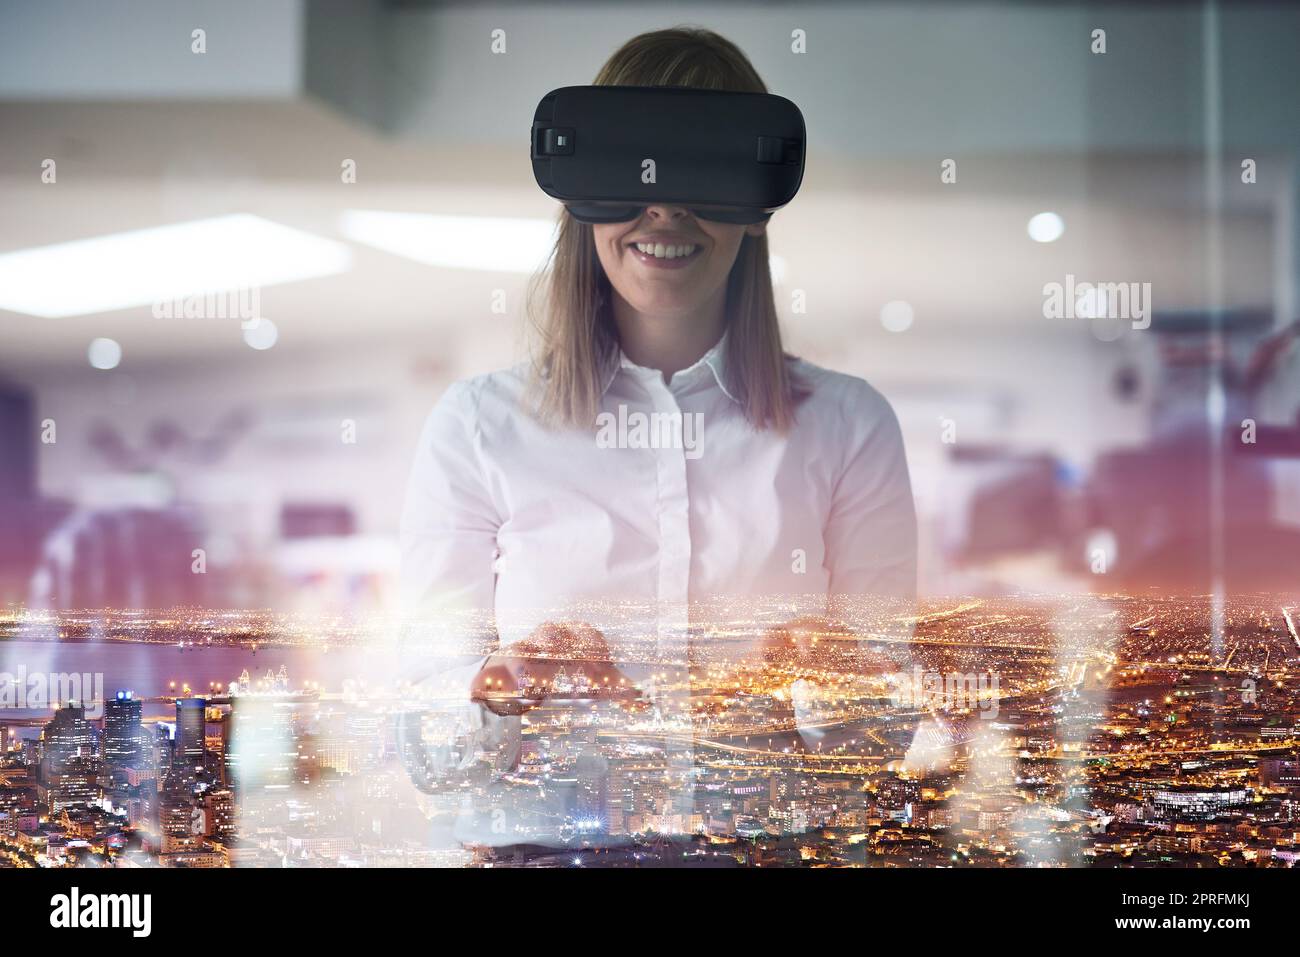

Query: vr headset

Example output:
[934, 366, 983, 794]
[530, 85, 805, 225]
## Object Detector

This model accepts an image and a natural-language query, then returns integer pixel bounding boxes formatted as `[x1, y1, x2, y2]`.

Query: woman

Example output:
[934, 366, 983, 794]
[399, 28, 916, 820]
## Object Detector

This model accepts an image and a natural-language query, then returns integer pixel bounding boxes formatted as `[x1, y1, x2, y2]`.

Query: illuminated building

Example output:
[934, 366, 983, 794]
[103, 691, 143, 771]
[204, 788, 237, 844]
[1152, 787, 1252, 821]
[224, 695, 300, 793]
[161, 847, 229, 868]
[1260, 757, 1300, 787]
[159, 776, 202, 854]
[40, 704, 99, 813]
[575, 750, 610, 833]
[175, 698, 207, 770]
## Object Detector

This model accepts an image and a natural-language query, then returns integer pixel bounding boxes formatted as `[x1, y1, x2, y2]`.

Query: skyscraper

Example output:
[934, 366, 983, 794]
[158, 773, 202, 855]
[224, 696, 298, 792]
[576, 750, 610, 833]
[205, 788, 237, 845]
[40, 703, 98, 812]
[103, 690, 143, 770]
[176, 698, 207, 769]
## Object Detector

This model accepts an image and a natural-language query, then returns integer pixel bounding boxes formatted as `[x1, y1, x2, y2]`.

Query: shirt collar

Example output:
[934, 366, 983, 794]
[600, 329, 739, 404]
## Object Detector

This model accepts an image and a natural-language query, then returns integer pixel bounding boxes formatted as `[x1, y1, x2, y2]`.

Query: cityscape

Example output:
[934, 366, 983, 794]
[1, 593, 1298, 868]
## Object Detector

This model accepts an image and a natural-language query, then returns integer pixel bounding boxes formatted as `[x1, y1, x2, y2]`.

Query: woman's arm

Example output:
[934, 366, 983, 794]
[395, 382, 508, 789]
[825, 382, 917, 606]
[767, 385, 920, 743]
[399, 380, 502, 688]
[773, 383, 918, 670]
[399, 383, 634, 720]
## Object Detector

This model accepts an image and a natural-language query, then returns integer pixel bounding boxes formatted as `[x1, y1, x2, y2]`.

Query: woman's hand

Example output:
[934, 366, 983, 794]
[470, 620, 638, 716]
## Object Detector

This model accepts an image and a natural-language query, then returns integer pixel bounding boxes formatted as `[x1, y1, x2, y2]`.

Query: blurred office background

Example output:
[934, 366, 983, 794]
[1, 0, 1298, 615]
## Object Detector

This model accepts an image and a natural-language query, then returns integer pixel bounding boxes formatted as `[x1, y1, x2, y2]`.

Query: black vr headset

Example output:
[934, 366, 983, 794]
[530, 85, 805, 225]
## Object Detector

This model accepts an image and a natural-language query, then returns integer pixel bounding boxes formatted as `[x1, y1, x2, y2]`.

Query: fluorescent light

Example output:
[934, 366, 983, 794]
[0, 214, 352, 319]
[339, 210, 557, 273]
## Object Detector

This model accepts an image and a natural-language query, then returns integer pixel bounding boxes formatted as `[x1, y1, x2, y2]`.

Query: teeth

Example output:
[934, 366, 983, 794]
[634, 242, 697, 260]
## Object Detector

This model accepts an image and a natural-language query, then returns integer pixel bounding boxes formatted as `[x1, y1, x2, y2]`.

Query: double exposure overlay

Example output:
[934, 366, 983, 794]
[2, 1, 1299, 877]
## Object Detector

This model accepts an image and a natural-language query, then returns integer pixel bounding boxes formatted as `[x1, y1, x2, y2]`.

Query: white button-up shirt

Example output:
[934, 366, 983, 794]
[398, 333, 917, 694]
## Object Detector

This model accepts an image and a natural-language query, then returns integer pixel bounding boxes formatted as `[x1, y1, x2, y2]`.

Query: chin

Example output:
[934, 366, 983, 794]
[638, 297, 704, 318]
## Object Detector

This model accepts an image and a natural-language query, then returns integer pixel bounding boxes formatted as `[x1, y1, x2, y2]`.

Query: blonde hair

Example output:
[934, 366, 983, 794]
[526, 26, 805, 431]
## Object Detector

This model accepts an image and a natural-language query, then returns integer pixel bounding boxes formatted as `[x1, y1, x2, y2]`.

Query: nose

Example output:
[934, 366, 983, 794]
[643, 204, 690, 222]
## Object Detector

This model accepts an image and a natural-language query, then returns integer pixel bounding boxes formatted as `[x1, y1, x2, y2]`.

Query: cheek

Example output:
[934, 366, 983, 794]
[704, 227, 745, 264]
[591, 228, 623, 269]
[590, 223, 617, 243]
[703, 233, 745, 279]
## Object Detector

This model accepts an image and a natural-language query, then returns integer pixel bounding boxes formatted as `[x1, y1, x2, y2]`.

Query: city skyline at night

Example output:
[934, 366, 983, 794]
[2, 592, 1297, 868]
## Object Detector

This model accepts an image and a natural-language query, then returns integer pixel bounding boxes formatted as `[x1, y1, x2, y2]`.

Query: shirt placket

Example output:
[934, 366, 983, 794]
[642, 374, 692, 654]
[638, 372, 694, 811]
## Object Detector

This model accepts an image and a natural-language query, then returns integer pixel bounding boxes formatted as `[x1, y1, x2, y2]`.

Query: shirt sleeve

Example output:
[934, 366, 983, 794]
[823, 384, 918, 607]
[794, 383, 918, 745]
[397, 380, 501, 699]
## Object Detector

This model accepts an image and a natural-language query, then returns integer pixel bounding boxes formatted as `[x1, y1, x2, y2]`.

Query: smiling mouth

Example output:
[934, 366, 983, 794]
[628, 241, 702, 262]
